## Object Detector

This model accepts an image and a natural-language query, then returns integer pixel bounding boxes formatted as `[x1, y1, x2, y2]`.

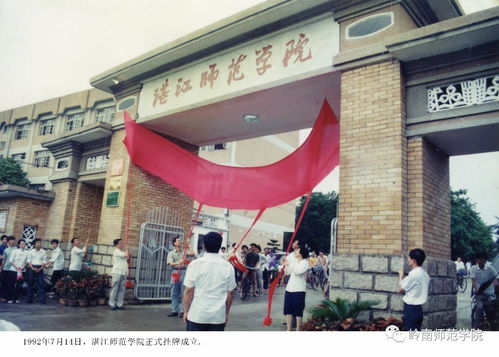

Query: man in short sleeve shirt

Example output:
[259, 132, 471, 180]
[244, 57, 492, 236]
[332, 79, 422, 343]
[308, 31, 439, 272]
[399, 248, 430, 331]
[183, 232, 236, 331]
[470, 252, 497, 328]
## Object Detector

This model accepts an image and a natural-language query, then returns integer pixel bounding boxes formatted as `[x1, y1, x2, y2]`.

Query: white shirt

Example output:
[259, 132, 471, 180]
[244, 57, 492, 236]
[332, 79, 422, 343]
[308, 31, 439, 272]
[285, 259, 309, 292]
[111, 248, 128, 276]
[455, 261, 465, 271]
[50, 247, 65, 271]
[470, 264, 497, 297]
[69, 246, 86, 271]
[183, 253, 237, 324]
[8, 249, 29, 272]
[28, 248, 47, 266]
[260, 253, 270, 270]
[399, 267, 430, 305]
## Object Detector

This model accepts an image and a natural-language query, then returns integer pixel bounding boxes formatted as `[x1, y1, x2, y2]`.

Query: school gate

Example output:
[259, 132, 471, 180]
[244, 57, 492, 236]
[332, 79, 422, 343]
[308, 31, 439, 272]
[89, 0, 499, 328]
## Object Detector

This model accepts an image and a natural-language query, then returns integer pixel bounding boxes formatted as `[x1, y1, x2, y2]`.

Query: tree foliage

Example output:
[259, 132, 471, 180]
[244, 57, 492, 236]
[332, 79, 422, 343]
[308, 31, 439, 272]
[0, 157, 30, 187]
[451, 189, 496, 261]
[285, 191, 338, 254]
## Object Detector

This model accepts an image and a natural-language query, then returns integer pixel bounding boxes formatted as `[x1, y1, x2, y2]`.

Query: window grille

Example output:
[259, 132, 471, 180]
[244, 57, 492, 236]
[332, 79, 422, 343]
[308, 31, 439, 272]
[95, 107, 115, 123]
[65, 113, 85, 132]
[15, 124, 30, 140]
[22, 225, 37, 250]
[39, 119, 55, 136]
[11, 153, 26, 163]
[33, 151, 51, 168]
[85, 153, 109, 170]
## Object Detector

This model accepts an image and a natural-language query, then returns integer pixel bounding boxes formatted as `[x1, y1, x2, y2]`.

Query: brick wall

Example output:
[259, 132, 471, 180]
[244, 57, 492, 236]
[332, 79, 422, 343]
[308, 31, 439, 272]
[407, 137, 450, 259]
[338, 60, 407, 254]
[0, 197, 50, 238]
[331, 252, 457, 329]
[68, 183, 105, 244]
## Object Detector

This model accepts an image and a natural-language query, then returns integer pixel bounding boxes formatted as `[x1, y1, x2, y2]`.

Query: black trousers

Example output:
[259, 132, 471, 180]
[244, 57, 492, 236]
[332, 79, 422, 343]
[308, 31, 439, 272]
[262, 268, 269, 290]
[186, 320, 225, 331]
[50, 270, 65, 290]
[403, 303, 423, 331]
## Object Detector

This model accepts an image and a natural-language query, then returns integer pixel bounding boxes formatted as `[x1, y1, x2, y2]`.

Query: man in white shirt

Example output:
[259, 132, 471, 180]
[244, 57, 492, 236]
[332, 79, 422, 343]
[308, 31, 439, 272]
[46, 239, 65, 291]
[470, 252, 497, 328]
[260, 248, 271, 291]
[183, 232, 236, 331]
[109, 238, 129, 310]
[27, 238, 48, 304]
[399, 248, 430, 331]
[455, 257, 466, 275]
[69, 237, 89, 272]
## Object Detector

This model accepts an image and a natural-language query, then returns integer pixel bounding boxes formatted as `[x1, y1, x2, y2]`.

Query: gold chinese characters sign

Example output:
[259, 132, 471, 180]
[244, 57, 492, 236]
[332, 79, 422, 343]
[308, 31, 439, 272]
[139, 18, 338, 118]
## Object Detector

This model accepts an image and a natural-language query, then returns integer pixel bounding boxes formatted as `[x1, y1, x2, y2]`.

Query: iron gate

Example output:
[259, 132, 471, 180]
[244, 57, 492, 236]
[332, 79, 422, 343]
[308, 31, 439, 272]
[135, 218, 184, 300]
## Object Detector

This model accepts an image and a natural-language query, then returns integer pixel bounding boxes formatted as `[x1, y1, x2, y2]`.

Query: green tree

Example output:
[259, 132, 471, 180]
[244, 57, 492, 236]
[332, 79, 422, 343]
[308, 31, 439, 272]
[0, 157, 30, 187]
[451, 189, 496, 261]
[285, 191, 338, 253]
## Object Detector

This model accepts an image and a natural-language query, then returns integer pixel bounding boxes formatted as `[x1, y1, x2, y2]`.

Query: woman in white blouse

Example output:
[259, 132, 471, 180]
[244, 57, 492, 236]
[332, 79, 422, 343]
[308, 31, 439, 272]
[283, 245, 309, 331]
[8, 239, 29, 303]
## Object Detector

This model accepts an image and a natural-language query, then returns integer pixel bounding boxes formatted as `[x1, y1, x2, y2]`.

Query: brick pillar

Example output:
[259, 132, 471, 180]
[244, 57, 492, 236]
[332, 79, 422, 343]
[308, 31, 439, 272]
[338, 61, 407, 254]
[407, 137, 450, 259]
[97, 112, 197, 247]
[68, 182, 104, 244]
[333, 61, 456, 328]
[45, 180, 77, 240]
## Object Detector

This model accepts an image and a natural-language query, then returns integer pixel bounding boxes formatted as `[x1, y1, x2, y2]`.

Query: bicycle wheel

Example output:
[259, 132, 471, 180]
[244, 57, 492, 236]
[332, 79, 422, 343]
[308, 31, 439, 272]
[459, 277, 467, 293]
[313, 274, 321, 290]
[306, 274, 316, 290]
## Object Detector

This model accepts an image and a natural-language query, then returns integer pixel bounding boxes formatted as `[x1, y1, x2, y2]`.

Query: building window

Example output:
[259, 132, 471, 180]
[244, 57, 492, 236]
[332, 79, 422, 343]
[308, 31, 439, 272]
[85, 153, 109, 170]
[200, 143, 226, 152]
[39, 119, 55, 136]
[65, 113, 85, 132]
[11, 153, 26, 164]
[117, 96, 136, 111]
[95, 107, 115, 123]
[0, 141, 5, 150]
[0, 209, 7, 232]
[346, 12, 394, 39]
[30, 184, 45, 191]
[56, 159, 69, 170]
[33, 150, 51, 168]
[14, 124, 30, 140]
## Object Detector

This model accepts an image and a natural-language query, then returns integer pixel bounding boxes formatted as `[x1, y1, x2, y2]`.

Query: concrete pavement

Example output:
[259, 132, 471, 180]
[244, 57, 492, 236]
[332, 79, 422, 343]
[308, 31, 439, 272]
[0, 284, 474, 331]
[0, 286, 325, 331]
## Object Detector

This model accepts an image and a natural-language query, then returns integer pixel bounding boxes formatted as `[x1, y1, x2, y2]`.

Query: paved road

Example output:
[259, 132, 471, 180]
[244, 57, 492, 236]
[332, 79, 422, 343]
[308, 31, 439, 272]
[0, 284, 473, 331]
[0, 286, 325, 331]
[455, 284, 472, 329]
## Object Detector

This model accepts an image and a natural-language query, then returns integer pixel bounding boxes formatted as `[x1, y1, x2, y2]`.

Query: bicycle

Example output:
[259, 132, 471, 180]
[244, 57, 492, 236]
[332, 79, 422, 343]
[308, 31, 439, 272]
[239, 266, 257, 300]
[471, 280, 496, 330]
[454, 272, 467, 293]
[305, 268, 319, 290]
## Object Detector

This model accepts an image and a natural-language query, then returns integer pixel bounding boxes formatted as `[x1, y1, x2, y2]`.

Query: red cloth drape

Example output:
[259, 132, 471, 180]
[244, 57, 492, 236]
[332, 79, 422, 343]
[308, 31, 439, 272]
[123, 99, 339, 210]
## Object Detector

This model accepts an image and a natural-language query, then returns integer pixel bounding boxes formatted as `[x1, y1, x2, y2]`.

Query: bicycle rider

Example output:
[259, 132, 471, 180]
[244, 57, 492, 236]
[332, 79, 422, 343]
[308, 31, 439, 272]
[470, 252, 497, 329]
[242, 244, 259, 297]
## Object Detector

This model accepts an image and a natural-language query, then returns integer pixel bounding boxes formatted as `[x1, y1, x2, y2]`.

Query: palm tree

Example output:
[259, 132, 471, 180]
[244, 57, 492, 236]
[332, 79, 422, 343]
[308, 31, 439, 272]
[309, 298, 379, 325]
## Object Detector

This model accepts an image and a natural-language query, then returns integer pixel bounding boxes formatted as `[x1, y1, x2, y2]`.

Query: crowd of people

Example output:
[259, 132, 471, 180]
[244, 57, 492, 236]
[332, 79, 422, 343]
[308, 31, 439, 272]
[1, 232, 496, 331]
[0, 234, 128, 312]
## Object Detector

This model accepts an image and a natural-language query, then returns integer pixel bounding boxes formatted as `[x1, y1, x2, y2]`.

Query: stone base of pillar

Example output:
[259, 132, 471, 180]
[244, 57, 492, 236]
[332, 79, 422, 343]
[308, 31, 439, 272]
[330, 253, 457, 329]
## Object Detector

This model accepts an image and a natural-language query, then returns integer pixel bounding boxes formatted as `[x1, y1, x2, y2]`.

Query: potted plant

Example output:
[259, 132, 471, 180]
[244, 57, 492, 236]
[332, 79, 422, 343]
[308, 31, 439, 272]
[95, 274, 110, 305]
